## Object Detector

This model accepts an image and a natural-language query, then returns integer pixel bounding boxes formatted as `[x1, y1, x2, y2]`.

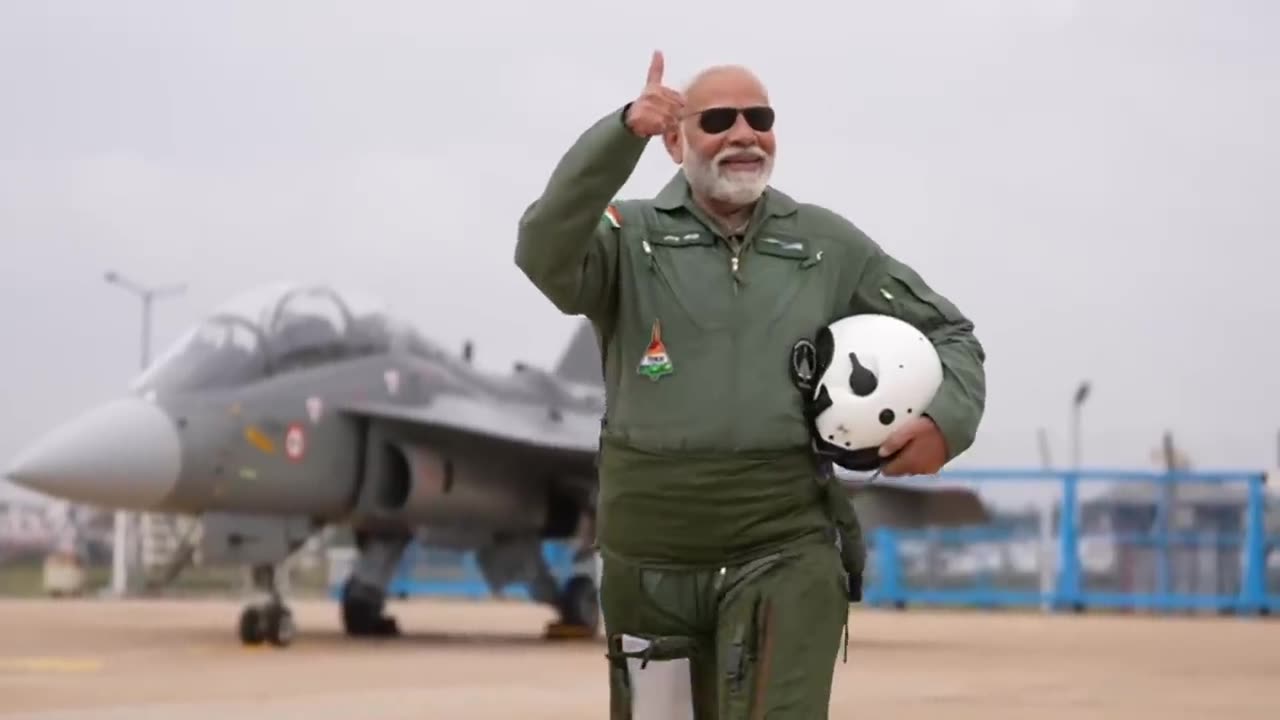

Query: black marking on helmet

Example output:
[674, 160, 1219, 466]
[879, 409, 895, 426]
[813, 328, 835, 384]
[848, 352, 878, 397]
[814, 383, 833, 416]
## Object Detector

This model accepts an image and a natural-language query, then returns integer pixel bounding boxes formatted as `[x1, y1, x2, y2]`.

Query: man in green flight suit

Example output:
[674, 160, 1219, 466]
[514, 51, 986, 719]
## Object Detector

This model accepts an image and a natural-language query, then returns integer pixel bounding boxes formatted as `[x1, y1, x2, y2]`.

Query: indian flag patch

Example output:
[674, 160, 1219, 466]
[636, 319, 674, 381]
[603, 204, 622, 229]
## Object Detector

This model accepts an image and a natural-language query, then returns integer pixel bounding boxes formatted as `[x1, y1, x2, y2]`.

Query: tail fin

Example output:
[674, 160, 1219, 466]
[554, 319, 604, 388]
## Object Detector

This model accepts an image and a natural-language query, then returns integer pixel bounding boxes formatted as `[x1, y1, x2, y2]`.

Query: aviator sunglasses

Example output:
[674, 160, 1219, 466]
[686, 105, 776, 134]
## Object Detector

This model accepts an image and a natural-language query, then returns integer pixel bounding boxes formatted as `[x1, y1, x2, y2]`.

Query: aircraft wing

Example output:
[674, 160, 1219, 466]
[336, 394, 600, 474]
[844, 478, 991, 530]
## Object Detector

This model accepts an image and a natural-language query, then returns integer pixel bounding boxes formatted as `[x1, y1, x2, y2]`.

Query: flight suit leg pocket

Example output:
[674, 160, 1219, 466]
[719, 596, 776, 720]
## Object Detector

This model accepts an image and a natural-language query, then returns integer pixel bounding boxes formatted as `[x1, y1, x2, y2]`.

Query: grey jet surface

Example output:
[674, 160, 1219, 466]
[5, 282, 990, 647]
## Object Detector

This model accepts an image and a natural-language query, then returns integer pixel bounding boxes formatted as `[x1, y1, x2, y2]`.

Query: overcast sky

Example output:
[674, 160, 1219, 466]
[2, 0, 1277, 505]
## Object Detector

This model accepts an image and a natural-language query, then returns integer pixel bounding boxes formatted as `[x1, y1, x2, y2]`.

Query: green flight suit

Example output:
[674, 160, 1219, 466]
[515, 104, 986, 719]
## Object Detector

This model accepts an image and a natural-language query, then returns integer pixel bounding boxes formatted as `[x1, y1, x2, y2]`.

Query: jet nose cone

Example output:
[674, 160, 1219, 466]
[4, 397, 180, 510]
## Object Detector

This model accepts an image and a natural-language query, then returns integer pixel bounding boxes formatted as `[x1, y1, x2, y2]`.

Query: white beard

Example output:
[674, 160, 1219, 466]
[680, 133, 774, 206]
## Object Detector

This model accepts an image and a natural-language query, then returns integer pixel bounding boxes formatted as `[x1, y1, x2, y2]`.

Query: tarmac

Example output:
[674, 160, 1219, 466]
[1, 597, 1278, 719]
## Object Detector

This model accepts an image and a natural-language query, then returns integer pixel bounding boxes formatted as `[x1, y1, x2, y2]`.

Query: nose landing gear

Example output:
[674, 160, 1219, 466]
[237, 564, 295, 647]
[239, 603, 295, 647]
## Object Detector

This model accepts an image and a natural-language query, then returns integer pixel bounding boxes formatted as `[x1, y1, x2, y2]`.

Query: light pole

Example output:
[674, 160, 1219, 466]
[103, 270, 186, 596]
[1036, 427, 1053, 470]
[1044, 381, 1090, 611]
[1070, 380, 1091, 470]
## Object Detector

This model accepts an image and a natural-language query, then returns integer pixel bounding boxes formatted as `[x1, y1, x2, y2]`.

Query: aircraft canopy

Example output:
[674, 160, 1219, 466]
[131, 282, 441, 394]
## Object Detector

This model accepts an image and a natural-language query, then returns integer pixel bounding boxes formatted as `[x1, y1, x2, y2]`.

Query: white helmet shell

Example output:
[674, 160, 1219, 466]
[809, 314, 943, 455]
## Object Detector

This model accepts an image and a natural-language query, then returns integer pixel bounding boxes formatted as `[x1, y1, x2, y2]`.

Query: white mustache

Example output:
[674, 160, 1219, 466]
[714, 146, 768, 168]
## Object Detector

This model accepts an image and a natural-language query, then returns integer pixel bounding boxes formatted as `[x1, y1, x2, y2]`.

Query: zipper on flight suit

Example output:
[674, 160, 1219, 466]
[725, 231, 748, 449]
[725, 206, 771, 448]
[728, 235, 746, 292]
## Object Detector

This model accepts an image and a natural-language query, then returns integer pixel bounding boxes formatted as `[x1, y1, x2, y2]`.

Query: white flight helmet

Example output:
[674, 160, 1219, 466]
[790, 313, 942, 471]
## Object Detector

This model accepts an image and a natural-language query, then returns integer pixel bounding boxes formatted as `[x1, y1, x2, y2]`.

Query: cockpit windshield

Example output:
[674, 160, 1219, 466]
[132, 317, 267, 394]
[132, 282, 402, 395]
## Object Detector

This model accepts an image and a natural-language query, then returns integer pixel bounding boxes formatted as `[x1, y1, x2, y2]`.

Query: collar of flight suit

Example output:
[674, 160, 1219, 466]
[651, 171, 799, 233]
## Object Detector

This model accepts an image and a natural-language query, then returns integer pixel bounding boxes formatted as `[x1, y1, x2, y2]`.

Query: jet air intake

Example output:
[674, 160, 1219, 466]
[353, 435, 548, 534]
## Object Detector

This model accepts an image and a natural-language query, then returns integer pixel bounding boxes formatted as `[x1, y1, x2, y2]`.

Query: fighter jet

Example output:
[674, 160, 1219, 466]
[4, 282, 989, 647]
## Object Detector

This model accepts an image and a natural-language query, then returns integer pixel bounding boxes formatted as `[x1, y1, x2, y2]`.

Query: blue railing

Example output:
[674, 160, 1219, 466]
[861, 468, 1278, 615]
[340, 467, 1277, 617]
[329, 540, 582, 601]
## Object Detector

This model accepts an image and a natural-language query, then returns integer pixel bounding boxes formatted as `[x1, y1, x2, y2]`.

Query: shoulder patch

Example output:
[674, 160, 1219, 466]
[602, 204, 622, 229]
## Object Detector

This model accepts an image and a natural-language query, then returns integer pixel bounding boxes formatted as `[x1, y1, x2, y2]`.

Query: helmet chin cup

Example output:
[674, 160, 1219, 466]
[815, 443, 891, 474]
[833, 446, 885, 473]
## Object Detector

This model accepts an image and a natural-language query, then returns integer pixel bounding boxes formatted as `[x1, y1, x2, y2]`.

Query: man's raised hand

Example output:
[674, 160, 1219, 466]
[624, 51, 685, 138]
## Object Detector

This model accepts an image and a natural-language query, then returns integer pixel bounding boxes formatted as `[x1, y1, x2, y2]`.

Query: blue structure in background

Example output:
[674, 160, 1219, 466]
[863, 468, 1278, 615]
[329, 540, 582, 601]
[351, 467, 1278, 617]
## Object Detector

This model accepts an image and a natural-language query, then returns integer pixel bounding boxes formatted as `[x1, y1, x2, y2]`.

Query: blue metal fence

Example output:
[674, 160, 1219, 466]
[329, 541, 581, 601]
[346, 467, 1278, 617]
[862, 468, 1278, 615]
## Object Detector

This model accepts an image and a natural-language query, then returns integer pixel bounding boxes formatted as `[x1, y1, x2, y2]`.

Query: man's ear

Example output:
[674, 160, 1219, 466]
[662, 127, 683, 164]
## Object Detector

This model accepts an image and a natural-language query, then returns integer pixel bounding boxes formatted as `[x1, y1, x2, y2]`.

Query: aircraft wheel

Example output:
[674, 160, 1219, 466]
[238, 606, 265, 645]
[558, 575, 600, 634]
[341, 580, 400, 637]
[265, 606, 295, 647]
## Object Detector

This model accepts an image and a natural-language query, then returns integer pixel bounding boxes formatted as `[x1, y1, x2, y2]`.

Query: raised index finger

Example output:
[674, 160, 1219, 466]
[646, 50, 664, 86]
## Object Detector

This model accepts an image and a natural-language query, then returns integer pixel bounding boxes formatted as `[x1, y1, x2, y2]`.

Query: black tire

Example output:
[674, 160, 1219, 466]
[341, 580, 399, 637]
[238, 606, 265, 645]
[265, 606, 295, 647]
[558, 575, 599, 633]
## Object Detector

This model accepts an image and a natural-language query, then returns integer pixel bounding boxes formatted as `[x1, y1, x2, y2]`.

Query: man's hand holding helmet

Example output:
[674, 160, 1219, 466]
[878, 415, 949, 476]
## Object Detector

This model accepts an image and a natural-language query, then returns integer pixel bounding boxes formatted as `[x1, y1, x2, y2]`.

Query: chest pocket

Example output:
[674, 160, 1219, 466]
[634, 229, 735, 331]
[742, 233, 831, 328]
